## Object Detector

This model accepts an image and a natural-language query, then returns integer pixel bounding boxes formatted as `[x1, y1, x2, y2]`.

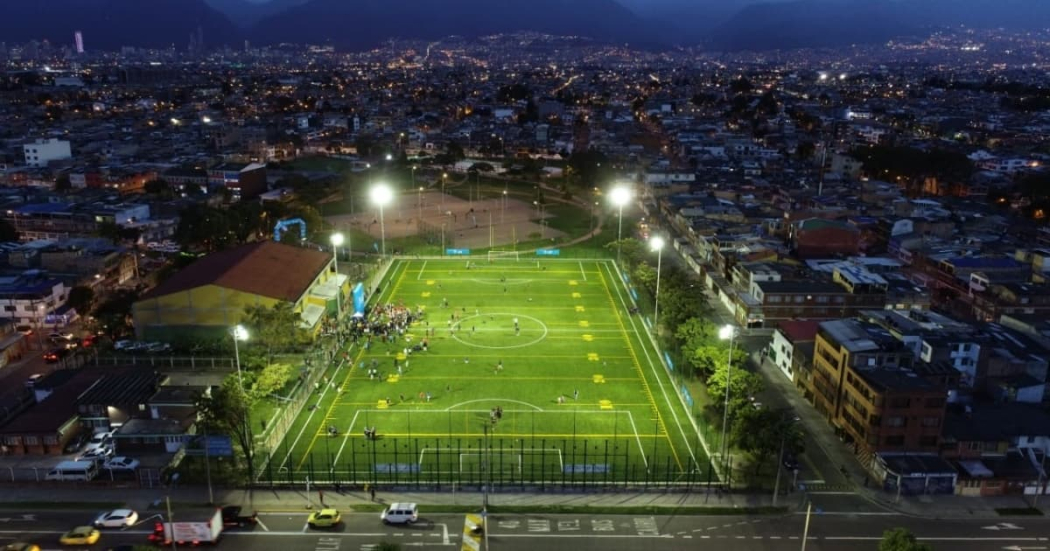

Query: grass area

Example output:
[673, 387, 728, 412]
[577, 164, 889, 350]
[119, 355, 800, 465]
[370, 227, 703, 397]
[265, 258, 708, 487]
[996, 507, 1044, 516]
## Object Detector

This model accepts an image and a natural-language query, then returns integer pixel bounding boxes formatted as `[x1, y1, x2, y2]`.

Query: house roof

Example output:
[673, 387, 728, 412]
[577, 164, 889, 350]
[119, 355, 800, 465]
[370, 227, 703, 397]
[140, 241, 330, 303]
[943, 403, 1050, 442]
[76, 372, 164, 406]
[776, 320, 822, 342]
[0, 370, 106, 435]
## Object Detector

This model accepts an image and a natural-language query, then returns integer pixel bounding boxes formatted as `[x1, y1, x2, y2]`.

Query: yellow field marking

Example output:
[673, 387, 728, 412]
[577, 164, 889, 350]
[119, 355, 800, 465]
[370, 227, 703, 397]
[571, 292, 582, 298]
[376, 400, 389, 409]
[427, 280, 436, 285]
[575, 305, 585, 312]
[582, 334, 594, 341]
[386, 374, 400, 382]
[599, 400, 613, 410]
[587, 353, 600, 361]
[592, 374, 606, 383]
[296, 260, 411, 469]
[421, 291, 431, 298]
[568, 280, 578, 286]
[597, 266, 683, 471]
[396, 353, 407, 361]
[578, 320, 589, 327]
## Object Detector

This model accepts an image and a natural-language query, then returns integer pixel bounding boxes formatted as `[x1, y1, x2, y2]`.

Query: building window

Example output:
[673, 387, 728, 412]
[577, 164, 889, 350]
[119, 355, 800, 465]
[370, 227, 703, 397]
[924, 397, 945, 409]
[889, 397, 911, 409]
[24, 436, 39, 446]
[884, 435, 905, 446]
[885, 416, 906, 427]
[920, 436, 938, 447]
[921, 417, 940, 428]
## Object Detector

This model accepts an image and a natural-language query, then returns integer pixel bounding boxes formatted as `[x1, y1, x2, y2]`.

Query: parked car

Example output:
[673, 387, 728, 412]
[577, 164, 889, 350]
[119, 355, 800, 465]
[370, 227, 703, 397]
[94, 509, 138, 528]
[44, 348, 70, 363]
[63, 432, 91, 454]
[221, 505, 258, 527]
[145, 342, 171, 353]
[58, 526, 100, 545]
[81, 335, 100, 348]
[84, 431, 114, 452]
[24, 374, 43, 388]
[79, 447, 113, 462]
[113, 340, 135, 351]
[103, 456, 139, 471]
[14, 324, 33, 336]
[3, 542, 41, 551]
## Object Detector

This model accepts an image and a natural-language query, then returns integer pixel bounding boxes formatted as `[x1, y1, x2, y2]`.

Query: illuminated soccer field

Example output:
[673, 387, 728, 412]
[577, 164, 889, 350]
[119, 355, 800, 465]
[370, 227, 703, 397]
[265, 258, 710, 487]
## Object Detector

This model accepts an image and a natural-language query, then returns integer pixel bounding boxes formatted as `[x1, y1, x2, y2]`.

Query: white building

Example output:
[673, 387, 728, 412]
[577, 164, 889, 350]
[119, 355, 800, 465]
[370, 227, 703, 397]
[23, 138, 71, 168]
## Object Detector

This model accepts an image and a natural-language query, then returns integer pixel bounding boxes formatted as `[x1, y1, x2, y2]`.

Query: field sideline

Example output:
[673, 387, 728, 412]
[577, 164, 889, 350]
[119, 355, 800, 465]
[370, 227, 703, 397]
[263, 257, 712, 486]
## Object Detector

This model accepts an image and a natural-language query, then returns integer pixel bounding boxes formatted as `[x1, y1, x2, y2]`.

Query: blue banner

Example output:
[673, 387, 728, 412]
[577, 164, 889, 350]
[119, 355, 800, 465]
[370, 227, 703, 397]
[630, 288, 638, 300]
[536, 249, 561, 256]
[445, 248, 471, 256]
[352, 282, 366, 316]
[681, 385, 694, 408]
[664, 352, 674, 371]
[185, 435, 234, 457]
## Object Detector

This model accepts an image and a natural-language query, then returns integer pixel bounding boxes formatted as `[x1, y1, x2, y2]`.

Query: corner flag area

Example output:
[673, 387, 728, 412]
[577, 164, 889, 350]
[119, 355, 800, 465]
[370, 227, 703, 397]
[263, 258, 711, 488]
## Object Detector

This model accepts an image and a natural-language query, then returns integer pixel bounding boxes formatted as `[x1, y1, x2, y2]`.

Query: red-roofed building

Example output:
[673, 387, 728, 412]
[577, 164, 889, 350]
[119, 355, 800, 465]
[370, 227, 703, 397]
[132, 241, 345, 341]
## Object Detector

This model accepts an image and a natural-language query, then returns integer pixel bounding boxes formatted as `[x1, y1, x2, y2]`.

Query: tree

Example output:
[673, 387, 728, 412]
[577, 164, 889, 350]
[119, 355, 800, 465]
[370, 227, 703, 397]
[249, 363, 292, 402]
[143, 178, 171, 196]
[93, 289, 138, 339]
[66, 286, 95, 317]
[879, 528, 933, 551]
[243, 303, 306, 365]
[708, 360, 764, 412]
[0, 218, 19, 242]
[196, 375, 257, 483]
[54, 174, 72, 192]
[732, 408, 804, 475]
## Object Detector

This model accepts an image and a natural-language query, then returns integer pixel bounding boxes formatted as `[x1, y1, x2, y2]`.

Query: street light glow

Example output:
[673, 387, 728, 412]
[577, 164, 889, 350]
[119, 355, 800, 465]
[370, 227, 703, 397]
[719, 324, 735, 340]
[370, 183, 394, 206]
[650, 236, 665, 251]
[233, 324, 249, 341]
[330, 232, 344, 247]
[609, 185, 631, 207]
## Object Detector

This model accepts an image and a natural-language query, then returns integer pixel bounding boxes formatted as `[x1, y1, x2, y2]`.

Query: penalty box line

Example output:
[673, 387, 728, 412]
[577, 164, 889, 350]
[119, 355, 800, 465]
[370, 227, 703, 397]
[416, 448, 564, 473]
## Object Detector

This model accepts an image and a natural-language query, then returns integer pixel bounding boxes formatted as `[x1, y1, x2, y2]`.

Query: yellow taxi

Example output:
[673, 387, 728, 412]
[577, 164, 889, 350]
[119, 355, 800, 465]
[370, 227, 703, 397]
[59, 526, 100, 545]
[307, 508, 342, 528]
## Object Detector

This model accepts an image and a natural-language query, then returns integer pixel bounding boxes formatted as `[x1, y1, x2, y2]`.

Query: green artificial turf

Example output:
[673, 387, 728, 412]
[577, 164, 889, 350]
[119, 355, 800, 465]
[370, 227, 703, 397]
[264, 258, 710, 487]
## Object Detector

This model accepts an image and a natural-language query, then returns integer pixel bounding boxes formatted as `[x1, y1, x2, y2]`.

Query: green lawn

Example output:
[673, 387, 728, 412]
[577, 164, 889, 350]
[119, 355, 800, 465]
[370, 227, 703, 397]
[264, 258, 709, 487]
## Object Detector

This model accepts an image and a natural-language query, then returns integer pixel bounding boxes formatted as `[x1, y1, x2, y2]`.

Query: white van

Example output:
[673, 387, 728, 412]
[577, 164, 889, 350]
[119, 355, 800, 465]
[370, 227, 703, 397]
[46, 460, 99, 481]
[380, 503, 418, 525]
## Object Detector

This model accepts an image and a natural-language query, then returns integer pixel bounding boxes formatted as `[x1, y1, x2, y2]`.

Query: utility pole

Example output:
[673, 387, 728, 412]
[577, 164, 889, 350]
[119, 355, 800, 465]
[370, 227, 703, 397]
[165, 496, 177, 551]
[800, 501, 812, 551]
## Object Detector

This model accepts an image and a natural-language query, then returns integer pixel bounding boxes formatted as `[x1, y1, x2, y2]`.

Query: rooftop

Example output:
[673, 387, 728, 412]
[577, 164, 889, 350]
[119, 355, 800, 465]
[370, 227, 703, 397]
[140, 241, 331, 303]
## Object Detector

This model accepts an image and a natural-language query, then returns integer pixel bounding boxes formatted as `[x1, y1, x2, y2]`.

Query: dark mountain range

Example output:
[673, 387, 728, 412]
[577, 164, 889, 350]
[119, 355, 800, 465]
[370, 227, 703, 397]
[248, 0, 662, 50]
[709, 0, 1050, 51]
[709, 0, 915, 51]
[203, 0, 310, 28]
[0, 0, 242, 50]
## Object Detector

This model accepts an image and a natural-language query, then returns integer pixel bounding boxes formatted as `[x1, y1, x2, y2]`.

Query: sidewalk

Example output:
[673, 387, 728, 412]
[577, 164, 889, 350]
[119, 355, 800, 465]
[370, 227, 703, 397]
[0, 485, 781, 514]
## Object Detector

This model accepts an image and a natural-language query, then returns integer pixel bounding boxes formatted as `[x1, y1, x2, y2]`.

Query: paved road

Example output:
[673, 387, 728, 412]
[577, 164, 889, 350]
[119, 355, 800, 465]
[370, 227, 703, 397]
[3, 508, 1050, 551]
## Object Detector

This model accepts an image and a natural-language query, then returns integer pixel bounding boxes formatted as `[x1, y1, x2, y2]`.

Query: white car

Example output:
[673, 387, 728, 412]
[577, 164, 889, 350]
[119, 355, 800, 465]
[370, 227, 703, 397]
[79, 446, 113, 462]
[94, 508, 138, 528]
[85, 431, 114, 452]
[104, 456, 140, 471]
[113, 340, 135, 350]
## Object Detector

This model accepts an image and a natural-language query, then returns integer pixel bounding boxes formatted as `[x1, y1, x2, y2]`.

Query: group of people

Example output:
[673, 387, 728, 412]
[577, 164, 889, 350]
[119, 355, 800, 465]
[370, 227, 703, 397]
[489, 406, 504, 425]
[363, 426, 378, 440]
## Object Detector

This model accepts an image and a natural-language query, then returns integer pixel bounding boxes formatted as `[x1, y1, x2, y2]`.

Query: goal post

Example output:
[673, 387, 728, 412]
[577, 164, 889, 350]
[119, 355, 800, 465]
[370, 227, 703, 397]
[487, 250, 520, 262]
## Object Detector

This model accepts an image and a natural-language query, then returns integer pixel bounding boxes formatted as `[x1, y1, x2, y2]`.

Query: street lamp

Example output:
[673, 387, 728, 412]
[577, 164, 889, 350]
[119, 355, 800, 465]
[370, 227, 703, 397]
[370, 183, 393, 258]
[232, 325, 249, 392]
[718, 324, 737, 486]
[650, 236, 664, 333]
[533, 201, 545, 238]
[610, 185, 631, 268]
[501, 189, 507, 223]
[441, 173, 448, 211]
[417, 186, 424, 221]
[330, 233, 344, 316]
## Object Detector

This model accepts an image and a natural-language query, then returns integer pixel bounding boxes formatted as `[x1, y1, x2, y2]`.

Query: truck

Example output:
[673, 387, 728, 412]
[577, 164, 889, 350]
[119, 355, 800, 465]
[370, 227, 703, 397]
[148, 508, 223, 545]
